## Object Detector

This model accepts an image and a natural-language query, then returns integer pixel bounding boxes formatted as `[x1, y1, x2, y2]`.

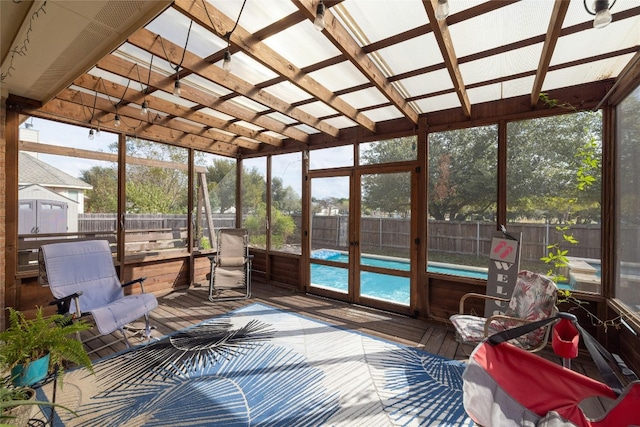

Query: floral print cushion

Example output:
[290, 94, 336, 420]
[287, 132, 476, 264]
[450, 271, 558, 350]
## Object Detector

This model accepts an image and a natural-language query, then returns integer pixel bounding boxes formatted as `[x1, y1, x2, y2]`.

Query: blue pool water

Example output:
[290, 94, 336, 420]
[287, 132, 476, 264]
[310, 250, 489, 305]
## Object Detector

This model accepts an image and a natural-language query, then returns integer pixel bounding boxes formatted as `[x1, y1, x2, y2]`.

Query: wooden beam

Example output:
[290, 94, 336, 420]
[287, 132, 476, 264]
[606, 49, 640, 106]
[295, 0, 419, 124]
[54, 88, 255, 152]
[32, 98, 239, 156]
[173, 0, 377, 134]
[423, 0, 471, 118]
[95, 54, 293, 145]
[19, 140, 208, 173]
[128, 28, 339, 138]
[531, 0, 570, 106]
[71, 73, 265, 149]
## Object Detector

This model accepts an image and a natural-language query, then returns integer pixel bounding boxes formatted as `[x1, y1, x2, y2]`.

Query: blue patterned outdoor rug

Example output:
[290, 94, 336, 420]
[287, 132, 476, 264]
[38, 303, 473, 426]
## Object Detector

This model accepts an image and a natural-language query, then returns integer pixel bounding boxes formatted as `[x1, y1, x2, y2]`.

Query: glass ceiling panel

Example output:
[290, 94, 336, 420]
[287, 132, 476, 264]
[396, 68, 454, 98]
[413, 92, 460, 113]
[323, 115, 357, 129]
[459, 44, 543, 86]
[335, 0, 427, 46]
[339, 87, 389, 110]
[542, 54, 636, 92]
[467, 84, 502, 105]
[551, 17, 640, 67]
[230, 96, 269, 113]
[205, 0, 297, 35]
[449, 0, 552, 58]
[376, 33, 441, 75]
[198, 107, 236, 122]
[297, 101, 339, 118]
[263, 20, 342, 69]
[362, 106, 404, 122]
[233, 120, 264, 132]
[146, 8, 225, 59]
[115, 43, 174, 76]
[262, 82, 312, 104]
[261, 131, 287, 140]
[294, 124, 320, 134]
[266, 112, 298, 126]
[308, 61, 369, 92]
[502, 75, 536, 99]
[87, 68, 134, 90]
[224, 52, 279, 85]
[152, 89, 198, 108]
[181, 74, 232, 98]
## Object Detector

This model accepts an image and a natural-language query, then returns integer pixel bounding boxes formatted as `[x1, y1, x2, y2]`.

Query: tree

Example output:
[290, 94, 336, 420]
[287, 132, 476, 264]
[428, 126, 498, 220]
[123, 139, 189, 214]
[507, 111, 602, 224]
[205, 159, 236, 213]
[80, 165, 118, 213]
[360, 137, 413, 216]
[271, 177, 301, 214]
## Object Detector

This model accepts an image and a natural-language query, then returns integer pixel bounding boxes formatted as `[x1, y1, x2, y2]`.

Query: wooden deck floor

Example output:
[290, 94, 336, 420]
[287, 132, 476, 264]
[83, 281, 603, 384]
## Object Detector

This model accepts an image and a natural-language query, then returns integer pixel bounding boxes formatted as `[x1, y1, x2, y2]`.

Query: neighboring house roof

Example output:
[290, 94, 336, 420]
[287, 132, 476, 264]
[18, 183, 78, 205]
[18, 152, 92, 190]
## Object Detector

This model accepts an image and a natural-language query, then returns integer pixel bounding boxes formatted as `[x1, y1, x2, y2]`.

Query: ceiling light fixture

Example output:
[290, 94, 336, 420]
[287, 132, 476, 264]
[314, 1, 326, 31]
[584, 0, 616, 28]
[223, 48, 232, 72]
[114, 113, 121, 128]
[96, 126, 101, 138]
[203, 0, 247, 74]
[138, 56, 154, 115]
[173, 79, 182, 97]
[88, 128, 95, 140]
[435, 0, 449, 21]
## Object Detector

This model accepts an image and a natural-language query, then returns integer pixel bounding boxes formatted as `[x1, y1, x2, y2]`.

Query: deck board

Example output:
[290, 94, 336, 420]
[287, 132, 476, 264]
[81, 282, 604, 384]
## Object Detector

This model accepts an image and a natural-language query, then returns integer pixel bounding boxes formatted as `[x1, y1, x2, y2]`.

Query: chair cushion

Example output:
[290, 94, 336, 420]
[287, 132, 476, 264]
[90, 293, 158, 335]
[450, 314, 510, 344]
[218, 257, 246, 267]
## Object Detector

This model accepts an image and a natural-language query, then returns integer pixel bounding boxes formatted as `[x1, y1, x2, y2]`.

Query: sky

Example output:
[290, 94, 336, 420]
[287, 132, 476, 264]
[22, 117, 351, 200]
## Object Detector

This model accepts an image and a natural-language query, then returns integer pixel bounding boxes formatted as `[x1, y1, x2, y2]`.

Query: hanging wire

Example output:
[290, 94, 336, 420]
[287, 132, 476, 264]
[202, 0, 248, 46]
[159, 20, 193, 79]
[1, 0, 48, 81]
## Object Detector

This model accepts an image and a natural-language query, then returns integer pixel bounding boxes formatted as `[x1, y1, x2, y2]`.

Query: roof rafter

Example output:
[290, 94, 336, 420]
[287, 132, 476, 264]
[293, 0, 418, 125]
[531, 0, 570, 106]
[128, 28, 339, 138]
[56, 87, 259, 151]
[37, 97, 240, 156]
[173, 0, 377, 134]
[422, 0, 471, 118]
[71, 73, 262, 149]
[96, 54, 291, 146]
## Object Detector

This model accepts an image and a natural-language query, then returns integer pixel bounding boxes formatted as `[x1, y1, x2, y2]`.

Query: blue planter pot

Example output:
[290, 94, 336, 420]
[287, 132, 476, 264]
[11, 353, 50, 387]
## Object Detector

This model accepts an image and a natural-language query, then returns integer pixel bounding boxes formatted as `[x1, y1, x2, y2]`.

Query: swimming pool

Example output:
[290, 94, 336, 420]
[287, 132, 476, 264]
[310, 250, 489, 305]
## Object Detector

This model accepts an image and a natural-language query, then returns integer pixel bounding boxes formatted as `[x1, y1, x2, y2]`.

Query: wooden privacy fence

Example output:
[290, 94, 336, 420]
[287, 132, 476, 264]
[77, 214, 601, 262]
[311, 217, 601, 262]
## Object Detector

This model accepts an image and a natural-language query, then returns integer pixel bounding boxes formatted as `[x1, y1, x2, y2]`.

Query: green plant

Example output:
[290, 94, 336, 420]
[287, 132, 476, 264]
[1, 378, 77, 424]
[0, 307, 94, 385]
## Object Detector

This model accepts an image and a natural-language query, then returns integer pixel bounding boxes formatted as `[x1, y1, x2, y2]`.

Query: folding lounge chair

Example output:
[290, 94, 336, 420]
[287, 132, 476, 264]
[39, 239, 158, 352]
[450, 270, 558, 352]
[208, 228, 252, 302]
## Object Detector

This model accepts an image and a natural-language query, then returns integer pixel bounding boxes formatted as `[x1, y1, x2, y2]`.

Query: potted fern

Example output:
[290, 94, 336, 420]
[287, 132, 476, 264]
[0, 307, 94, 387]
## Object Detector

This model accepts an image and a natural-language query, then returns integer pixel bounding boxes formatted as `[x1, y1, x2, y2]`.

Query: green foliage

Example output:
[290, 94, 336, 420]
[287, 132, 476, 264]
[428, 126, 498, 220]
[243, 203, 296, 248]
[0, 307, 94, 385]
[80, 166, 118, 213]
[541, 136, 600, 282]
[205, 159, 236, 213]
[1, 381, 77, 421]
